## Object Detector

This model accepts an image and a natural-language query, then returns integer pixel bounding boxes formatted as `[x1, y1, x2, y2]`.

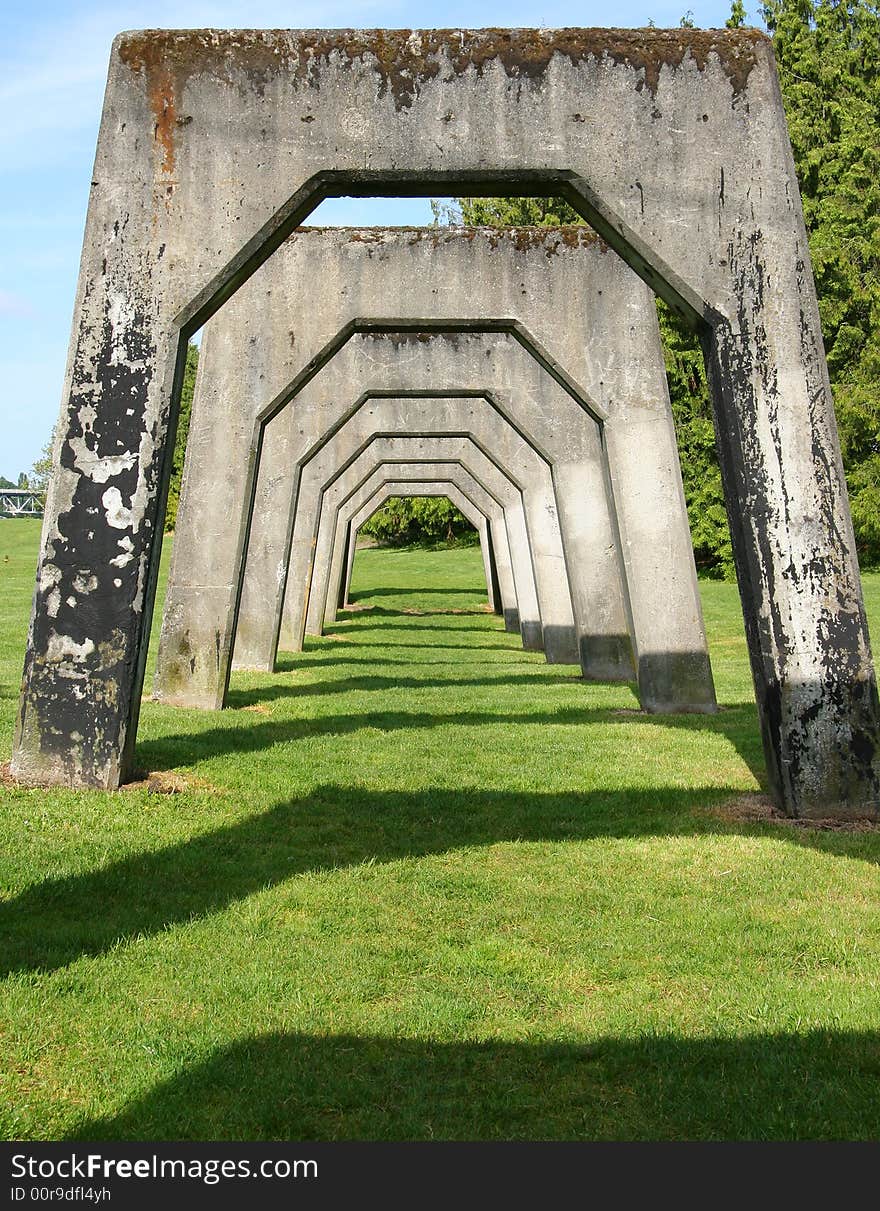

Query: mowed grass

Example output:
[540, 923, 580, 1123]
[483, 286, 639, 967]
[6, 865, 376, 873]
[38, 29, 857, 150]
[2, 518, 880, 1140]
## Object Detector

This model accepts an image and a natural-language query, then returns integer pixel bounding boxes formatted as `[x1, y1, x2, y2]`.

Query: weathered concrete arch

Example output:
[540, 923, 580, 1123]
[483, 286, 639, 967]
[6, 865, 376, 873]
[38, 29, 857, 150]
[337, 481, 504, 618]
[258, 335, 714, 709]
[236, 458, 524, 658]
[158, 230, 713, 726]
[297, 414, 634, 683]
[317, 464, 519, 633]
[168, 319, 633, 702]
[271, 391, 583, 669]
[15, 31, 878, 817]
[280, 435, 551, 658]
[236, 447, 535, 660]
[295, 440, 544, 653]
[158, 322, 625, 705]
[183, 387, 578, 692]
[163, 318, 712, 717]
[331, 471, 516, 627]
[223, 322, 578, 668]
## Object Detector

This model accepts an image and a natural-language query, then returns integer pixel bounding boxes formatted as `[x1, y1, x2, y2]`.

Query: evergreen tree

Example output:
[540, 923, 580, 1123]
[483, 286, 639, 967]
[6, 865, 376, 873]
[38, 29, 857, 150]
[361, 496, 477, 546]
[763, 0, 880, 565]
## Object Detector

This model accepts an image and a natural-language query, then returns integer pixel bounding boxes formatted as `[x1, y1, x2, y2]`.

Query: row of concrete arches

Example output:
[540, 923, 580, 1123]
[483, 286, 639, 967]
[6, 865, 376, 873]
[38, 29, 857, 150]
[13, 28, 878, 819]
[154, 228, 716, 724]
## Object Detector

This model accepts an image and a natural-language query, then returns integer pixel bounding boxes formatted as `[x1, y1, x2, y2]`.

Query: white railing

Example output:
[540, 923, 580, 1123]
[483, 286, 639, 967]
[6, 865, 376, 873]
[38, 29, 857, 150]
[0, 489, 43, 517]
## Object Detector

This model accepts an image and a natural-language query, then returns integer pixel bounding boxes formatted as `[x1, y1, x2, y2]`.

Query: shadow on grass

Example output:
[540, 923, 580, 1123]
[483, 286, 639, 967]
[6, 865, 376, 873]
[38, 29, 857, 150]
[142, 702, 767, 788]
[307, 639, 520, 652]
[349, 587, 484, 599]
[72, 1027, 880, 1140]
[225, 670, 584, 708]
[319, 608, 510, 635]
[2, 778, 875, 982]
[276, 630, 520, 655]
[273, 653, 538, 672]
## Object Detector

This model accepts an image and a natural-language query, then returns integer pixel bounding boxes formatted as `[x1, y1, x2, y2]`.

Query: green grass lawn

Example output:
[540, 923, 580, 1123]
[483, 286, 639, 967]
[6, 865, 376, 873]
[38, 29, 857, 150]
[2, 518, 880, 1140]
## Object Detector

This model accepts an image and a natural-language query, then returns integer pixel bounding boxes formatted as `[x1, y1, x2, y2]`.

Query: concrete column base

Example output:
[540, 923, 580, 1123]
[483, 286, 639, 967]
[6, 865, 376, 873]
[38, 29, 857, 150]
[579, 634, 637, 683]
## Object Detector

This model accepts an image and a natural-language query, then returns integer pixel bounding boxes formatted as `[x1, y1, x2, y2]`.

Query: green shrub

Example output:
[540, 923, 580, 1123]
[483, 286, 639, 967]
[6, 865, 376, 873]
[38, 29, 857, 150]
[361, 496, 478, 548]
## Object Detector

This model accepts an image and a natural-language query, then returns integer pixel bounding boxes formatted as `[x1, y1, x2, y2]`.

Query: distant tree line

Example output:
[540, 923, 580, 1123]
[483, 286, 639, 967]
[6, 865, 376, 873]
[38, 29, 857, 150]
[2, 448, 52, 504]
[360, 496, 478, 546]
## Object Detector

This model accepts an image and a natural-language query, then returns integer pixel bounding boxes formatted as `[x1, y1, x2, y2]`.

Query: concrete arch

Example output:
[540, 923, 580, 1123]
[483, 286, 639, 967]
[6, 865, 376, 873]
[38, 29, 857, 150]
[18, 45, 875, 816]
[231, 455, 527, 660]
[254, 431, 551, 663]
[272, 392, 582, 670]
[339, 482, 503, 619]
[324, 465, 519, 632]
[289, 442, 544, 656]
[297, 410, 566, 650]
[233, 457, 522, 658]
[157, 320, 637, 711]
[235, 329, 713, 710]
[233, 440, 537, 668]
[238, 435, 543, 667]
[160, 320, 714, 718]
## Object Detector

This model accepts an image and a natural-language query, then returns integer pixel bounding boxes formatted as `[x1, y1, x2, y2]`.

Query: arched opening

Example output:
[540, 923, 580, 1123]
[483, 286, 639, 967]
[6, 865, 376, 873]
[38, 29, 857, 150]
[343, 486, 493, 618]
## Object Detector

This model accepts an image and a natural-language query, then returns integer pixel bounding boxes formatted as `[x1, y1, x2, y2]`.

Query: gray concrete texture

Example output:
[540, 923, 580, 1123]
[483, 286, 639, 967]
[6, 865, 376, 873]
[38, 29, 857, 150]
[13, 29, 877, 819]
[158, 227, 711, 718]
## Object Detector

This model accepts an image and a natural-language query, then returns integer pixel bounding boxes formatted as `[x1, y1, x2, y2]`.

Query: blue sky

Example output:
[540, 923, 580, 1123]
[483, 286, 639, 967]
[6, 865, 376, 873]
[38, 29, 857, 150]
[1, 0, 741, 480]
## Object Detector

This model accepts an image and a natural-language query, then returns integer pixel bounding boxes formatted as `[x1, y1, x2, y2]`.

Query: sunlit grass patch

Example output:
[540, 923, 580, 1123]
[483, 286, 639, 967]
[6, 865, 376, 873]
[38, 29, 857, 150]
[1, 520, 880, 1140]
